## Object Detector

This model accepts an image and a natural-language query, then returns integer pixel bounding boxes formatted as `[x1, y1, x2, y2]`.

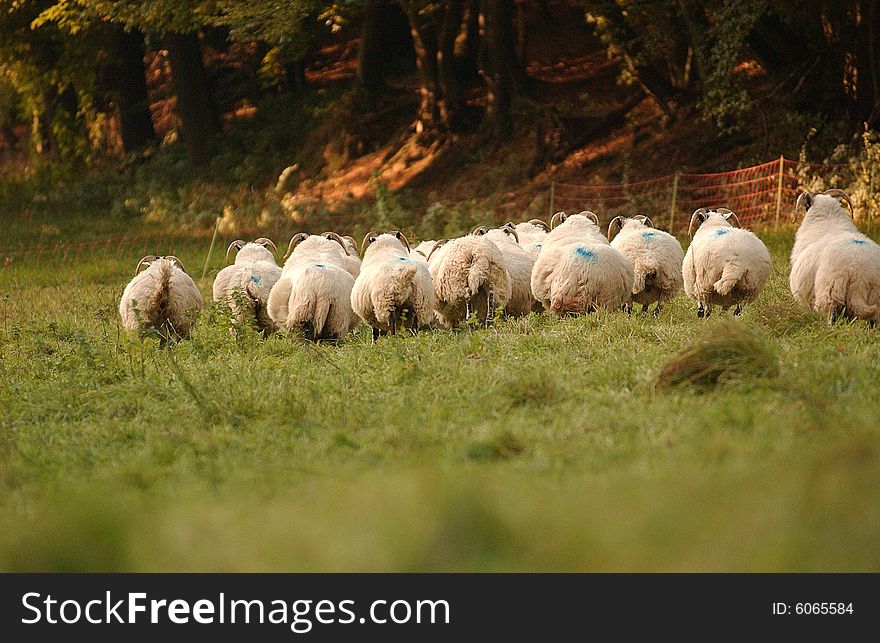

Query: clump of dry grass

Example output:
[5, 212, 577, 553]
[656, 320, 778, 390]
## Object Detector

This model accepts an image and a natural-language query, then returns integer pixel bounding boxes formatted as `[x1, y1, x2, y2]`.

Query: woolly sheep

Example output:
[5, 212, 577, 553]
[119, 255, 202, 341]
[473, 225, 539, 315]
[322, 232, 361, 278]
[267, 233, 358, 341]
[682, 207, 771, 318]
[351, 231, 435, 340]
[504, 219, 549, 257]
[790, 190, 880, 324]
[212, 237, 281, 334]
[530, 211, 633, 314]
[426, 233, 512, 328]
[607, 215, 683, 315]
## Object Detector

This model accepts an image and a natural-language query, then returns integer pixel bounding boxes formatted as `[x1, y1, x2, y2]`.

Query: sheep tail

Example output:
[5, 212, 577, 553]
[375, 262, 418, 325]
[147, 260, 173, 326]
[631, 259, 656, 295]
[287, 281, 332, 336]
[468, 249, 491, 295]
[713, 263, 745, 296]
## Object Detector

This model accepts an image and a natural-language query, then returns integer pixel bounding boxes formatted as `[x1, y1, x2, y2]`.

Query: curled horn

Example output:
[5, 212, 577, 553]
[688, 208, 712, 237]
[164, 255, 186, 272]
[225, 240, 245, 262]
[606, 216, 623, 241]
[394, 230, 411, 252]
[322, 231, 350, 255]
[794, 191, 814, 222]
[426, 239, 449, 262]
[285, 232, 308, 260]
[360, 231, 377, 256]
[503, 227, 520, 242]
[579, 211, 600, 227]
[821, 189, 854, 217]
[254, 237, 277, 255]
[341, 235, 359, 255]
[471, 225, 489, 236]
[635, 215, 654, 228]
[550, 211, 566, 229]
[134, 255, 157, 276]
[723, 211, 741, 228]
[527, 218, 550, 231]
[414, 249, 428, 258]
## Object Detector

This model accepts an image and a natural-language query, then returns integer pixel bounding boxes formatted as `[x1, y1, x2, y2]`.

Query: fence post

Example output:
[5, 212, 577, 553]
[668, 171, 680, 232]
[774, 154, 785, 229]
[548, 181, 555, 219]
[201, 216, 221, 280]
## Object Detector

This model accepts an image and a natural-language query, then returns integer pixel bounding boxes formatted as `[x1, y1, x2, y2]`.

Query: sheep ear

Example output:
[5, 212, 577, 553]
[471, 226, 488, 236]
[134, 255, 157, 276]
[395, 231, 411, 252]
[504, 227, 519, 242]
[636, 215, 654, 228]
[723, 212, 741, 228]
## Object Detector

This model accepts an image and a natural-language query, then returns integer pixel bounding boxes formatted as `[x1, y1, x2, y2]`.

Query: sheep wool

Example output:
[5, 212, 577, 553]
[531, 212, 633, 314]
[119, 256, 203, 340]
[477, 226, 539, 315]
[351, 232, 435, 339]
[682, 208, 771, 317]
[212, 238, 281, 334]
[790, 191, 880, 323]
[608, 216, 683, 315]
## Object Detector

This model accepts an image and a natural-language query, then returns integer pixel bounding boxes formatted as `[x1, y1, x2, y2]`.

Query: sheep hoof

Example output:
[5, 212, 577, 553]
[641, 304, 649, 314]
[733, 305, 743, 317]
[371, 327, 380, 344]
[485, 291, 495, 327]
[652, 305, 662, 317]
[697, 304, 705, 319]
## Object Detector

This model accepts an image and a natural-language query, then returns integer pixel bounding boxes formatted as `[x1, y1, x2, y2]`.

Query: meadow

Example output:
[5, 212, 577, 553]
[1, 222, 879, 572]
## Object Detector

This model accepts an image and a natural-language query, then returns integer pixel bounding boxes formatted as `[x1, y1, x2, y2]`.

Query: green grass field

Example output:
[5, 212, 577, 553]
[1, 225, 879, 572]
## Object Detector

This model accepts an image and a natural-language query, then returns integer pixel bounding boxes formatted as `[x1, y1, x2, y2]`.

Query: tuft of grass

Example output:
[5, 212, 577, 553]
[466, 429, 525, 461]
[656, 320, 779, 390]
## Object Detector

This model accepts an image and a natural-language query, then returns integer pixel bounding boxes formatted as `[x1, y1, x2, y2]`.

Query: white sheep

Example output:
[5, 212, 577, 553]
[530, 211, 633, 314]
[351, 231, 435, 340]
[473, 225, 539, 315]
[426, 233, 512, 328]
[504, 219, 549, 257]
[321, 232, 361, 278]
[607, 215, 683, 315]
[212, 238, 281, 334]
[682, 207, 771, 318]
[267, 233, 358, 341]
[410, 240, 436, 262]
[791, 190, 880, 324]
[119, 255, 203, 341]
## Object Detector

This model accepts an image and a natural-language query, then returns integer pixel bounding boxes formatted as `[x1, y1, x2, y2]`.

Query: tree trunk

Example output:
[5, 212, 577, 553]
[110, 28, 157, 153]
[358, 0, 387, 92]
[404, 8, 443, 136]
[461, 0, 481, 79]
[165, 32, 220, 166]
[438, 0, 466, 130]
[480, 0, 523, 132]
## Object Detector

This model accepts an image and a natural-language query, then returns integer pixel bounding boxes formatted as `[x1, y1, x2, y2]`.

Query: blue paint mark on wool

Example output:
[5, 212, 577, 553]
[641, 231, 657, 239]
[534, 243, 542, 250]
[574, 246, 597, 261]
[398, 256, 410, 262]
[851, 238, 867, 245]
[250, 274, 261, 284]
[713, 229, 730, 237]
[314, 263, 326, 269]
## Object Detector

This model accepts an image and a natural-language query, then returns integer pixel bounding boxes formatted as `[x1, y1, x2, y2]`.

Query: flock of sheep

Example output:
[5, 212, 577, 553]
[118, 189, 880, 342]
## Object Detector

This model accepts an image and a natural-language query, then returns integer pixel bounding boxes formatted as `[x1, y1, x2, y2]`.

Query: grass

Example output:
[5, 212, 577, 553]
[0, 225, 879, 572]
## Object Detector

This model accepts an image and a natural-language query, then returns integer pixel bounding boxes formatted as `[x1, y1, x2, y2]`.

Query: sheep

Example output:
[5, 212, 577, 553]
[503, 219, 550, 257]
[410, 240, 436, 261]
[530, 211, 634, 315]
[267, 232, 358, 341]
[212, 237, 281, 334]
[682, 207, 772, 318]
[607, 215, 684, 315]
[790, 189, 880, 324]
[321, 232, 362, 278]
[473, 225, 539, 315]
[119, 255, 202, 341]
[351, 231, 435, 341]
[426, 232, 512, 328]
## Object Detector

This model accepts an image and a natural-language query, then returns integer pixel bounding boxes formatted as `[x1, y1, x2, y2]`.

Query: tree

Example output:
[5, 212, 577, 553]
[106, 27, 157, 152]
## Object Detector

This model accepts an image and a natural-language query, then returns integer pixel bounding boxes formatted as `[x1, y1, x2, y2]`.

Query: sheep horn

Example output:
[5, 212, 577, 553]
[714, 207, 734, 215]
[254, 237, 277, 255]
[579, 211, 600, 227]
[503, 221, 516, 229]
[394, 230, 411, 252]
[794, 191, 813, 222]
[134, 255, 157, 276]
[427, 239, 449, 261]
[688, 208, 711, 237]
[471, 225, 489, 236]
[723, 211, 741, 228]
[503, 227, 520, 243]
[550, 211, 566, 229]
[284, 232, 308, 260]
[821, 189, 854, 217]
[225, 240, 245, 262]
[527, 218, 550, 231]
[635, 215, 654, 228]
[322, 231, 350, 255]
[607, 216, 623, 241]
[341, 235, 359, 256]
[414, 249, 428, 258]
[164, 255, 186, 272]
[360, 231, 377, 256]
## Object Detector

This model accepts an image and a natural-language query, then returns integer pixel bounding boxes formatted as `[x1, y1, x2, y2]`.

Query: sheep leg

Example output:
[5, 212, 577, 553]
[389, 311, 397, 337]
[465, 288, 473, 323]
[485, 290, 495, 327]
[302, 321, 315, 342]
[653, 302, 663, 317]
[372, 326, 380, 343]
[641, 303, 649, 314]
[697, 303, 705, 319]
[623, 303, 632, 314]
[408, 310, 418, 335]
[734, 304, 743, 317]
